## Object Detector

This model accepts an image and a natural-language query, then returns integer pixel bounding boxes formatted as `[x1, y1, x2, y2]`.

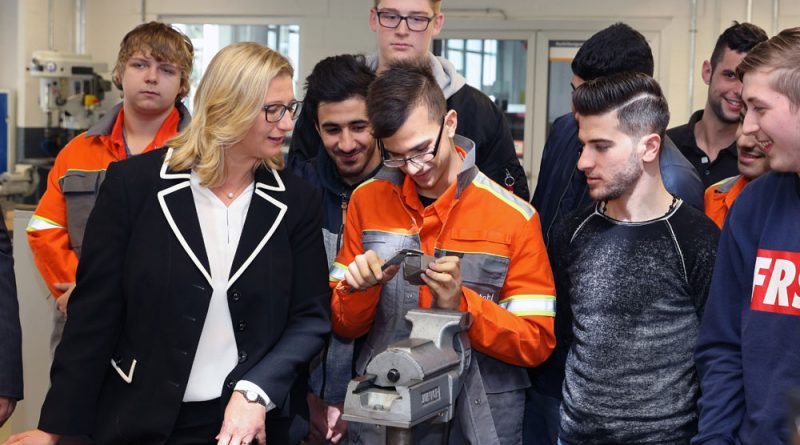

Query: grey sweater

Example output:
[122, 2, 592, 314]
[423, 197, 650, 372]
[551, 201, 719, 444]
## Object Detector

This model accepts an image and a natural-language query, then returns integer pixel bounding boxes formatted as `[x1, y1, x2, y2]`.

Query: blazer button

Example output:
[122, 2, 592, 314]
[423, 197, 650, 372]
[238, 350, 248, 363]
[229, 289, 241, 302]
[238, 320, 247, 331]
[226, 380, 235, 390]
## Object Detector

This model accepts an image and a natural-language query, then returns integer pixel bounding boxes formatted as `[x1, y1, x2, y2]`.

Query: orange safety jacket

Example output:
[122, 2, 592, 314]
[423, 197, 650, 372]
[330, 137, 556, 370]
[704, 174, 748, 229]
[27, 102, 189, 298]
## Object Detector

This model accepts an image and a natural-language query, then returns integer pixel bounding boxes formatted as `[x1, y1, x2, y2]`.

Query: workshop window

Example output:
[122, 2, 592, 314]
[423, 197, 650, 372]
[170, 23, 300, 112]
[436, 38, 498, 93]
[433, 38, 528, 156]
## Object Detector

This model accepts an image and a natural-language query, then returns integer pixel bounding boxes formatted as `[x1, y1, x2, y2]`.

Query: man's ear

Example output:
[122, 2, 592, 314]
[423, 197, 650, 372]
[444, 109, 458, 138]
[640, 133, 661, 163]
[701, 60, 713, 86]
[314, 122, 322, 137]
[431, 13, 445, 36]
[369, 8, 379, 33]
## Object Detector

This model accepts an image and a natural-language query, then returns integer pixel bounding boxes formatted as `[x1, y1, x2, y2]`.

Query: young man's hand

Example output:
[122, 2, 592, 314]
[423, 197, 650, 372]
[2, 428, 60, 445]
[305, 394, 348, 444]
[54, 282, 76, 316]
[0, 397, 16, 427]
[344, 250, 399, 290]
[422, 256, 464, 310]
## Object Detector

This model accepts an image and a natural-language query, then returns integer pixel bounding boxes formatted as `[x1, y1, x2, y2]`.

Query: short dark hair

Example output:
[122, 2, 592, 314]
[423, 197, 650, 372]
[367, 59, 447, 139]
[573, 72, 670, 139]
[710, 21, 768, 70]
[571, 23, 654, 80]
[303, 54, 376, 126]
[737, 27, 800, 110]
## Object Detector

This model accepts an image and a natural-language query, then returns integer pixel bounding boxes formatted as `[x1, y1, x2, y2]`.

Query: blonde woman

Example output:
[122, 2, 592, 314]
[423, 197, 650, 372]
[5, 42, 329, 445]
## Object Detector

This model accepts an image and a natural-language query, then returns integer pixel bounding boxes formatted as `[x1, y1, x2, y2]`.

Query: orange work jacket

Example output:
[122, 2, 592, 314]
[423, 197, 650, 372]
[330, 138, 556, 370]
[704, 175, 748, 229]
[27, 102, 188, 297]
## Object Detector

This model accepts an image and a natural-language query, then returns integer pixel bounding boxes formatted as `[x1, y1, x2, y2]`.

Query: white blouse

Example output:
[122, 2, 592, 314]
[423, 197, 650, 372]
[183, 171, 272, 409]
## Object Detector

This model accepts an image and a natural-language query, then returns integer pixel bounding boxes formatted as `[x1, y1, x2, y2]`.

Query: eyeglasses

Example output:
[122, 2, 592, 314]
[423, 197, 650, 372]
[376, 11, 435, 32]
[380, 117, 445, 168]
[263, 101, 302, 123]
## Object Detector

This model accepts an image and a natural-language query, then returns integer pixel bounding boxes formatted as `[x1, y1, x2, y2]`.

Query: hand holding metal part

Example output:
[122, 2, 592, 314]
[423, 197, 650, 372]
[344, 250, 400, 291]
[382, 248, 437, 286]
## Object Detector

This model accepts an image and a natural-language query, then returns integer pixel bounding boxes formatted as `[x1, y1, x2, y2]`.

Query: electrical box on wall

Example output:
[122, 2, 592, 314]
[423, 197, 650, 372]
[0, 90, 14, 174]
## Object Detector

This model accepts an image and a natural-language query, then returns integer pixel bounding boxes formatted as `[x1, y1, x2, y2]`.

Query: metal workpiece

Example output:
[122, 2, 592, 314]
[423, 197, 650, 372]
[342, 309, 472, 431]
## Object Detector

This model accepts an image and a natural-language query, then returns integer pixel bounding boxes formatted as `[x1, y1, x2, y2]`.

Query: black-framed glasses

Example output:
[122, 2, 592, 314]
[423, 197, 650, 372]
[263, 101, 302, 123]
[376, 11, 435, 32]
[380, 116, 445, 168]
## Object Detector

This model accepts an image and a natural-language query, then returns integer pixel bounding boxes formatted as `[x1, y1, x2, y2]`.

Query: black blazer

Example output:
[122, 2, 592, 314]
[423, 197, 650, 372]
[0, 215, 22, 402]
[38, 148, 330, 444]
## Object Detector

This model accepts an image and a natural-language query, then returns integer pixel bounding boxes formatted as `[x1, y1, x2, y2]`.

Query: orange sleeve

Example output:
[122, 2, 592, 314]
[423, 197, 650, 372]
[461, 212, 556, 367]
[27, 150, 78, 298]
[329, 189, 382, 338]
[704, 185, 725, 229]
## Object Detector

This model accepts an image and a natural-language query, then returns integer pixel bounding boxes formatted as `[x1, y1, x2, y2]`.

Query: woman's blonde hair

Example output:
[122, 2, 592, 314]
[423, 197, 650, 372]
[166, 42, 293, 187]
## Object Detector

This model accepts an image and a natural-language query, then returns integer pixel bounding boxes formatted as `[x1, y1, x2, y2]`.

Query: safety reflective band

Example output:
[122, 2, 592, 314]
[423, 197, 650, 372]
[329, 262, 347, 282]
[472, 174, 535, 221]
[27, 215, 64, 232]
[498, 295, 556, 317]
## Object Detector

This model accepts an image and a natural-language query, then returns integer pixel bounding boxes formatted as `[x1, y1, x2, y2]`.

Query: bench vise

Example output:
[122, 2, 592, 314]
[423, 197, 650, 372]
[342, 309, 472, 429]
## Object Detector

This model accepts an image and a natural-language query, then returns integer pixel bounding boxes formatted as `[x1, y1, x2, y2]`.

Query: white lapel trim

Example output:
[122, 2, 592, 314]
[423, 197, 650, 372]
[158, 181, 213, 286]
[257, 167, 286, 192]
[160, 148, 191, 180]
[227, 187, 287, 289]
[110, 358, 137, 384]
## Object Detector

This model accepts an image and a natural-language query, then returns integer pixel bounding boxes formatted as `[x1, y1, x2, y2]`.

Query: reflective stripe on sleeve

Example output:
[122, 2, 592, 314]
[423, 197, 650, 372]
[27, 215, 64, 232]
[498, 295, 556, 317]
[329, 262, 347, 282]
[472, 174, 535, 221]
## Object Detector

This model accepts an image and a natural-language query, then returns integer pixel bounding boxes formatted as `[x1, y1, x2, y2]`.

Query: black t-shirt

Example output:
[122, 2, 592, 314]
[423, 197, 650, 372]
[666, 110, 738, 187]
[418, 194, 436, 208]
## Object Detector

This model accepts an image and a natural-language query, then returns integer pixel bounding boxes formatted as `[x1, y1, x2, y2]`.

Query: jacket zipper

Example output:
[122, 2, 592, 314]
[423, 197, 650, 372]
[336, 192, 349, 252]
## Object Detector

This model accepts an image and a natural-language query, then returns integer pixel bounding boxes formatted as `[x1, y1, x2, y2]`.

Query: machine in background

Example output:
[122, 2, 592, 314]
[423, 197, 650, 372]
[0, 51, 111, 207]
[29, 50, 111, 156]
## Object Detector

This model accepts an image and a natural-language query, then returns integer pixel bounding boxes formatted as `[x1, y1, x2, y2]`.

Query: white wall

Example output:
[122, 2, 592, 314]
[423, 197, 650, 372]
[0, 0, 18, 91]
[16, 0, 79, 128]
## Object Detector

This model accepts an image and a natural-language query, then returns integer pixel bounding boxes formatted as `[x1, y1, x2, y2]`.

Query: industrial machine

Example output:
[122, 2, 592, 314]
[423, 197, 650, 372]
[343, 309, 472, 444]
[30, 50, 110, 131]
[1, 51, 112, 202]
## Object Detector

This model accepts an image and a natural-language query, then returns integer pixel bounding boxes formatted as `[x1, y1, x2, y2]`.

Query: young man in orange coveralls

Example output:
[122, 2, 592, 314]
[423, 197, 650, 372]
[26, 22, 193, 350]
[703, 115, 770, 228]
[329, 60, 556, 445]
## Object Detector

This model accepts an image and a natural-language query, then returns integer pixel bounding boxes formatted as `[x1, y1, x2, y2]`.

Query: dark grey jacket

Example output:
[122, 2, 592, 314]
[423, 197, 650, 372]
[0, 216, 22, 402]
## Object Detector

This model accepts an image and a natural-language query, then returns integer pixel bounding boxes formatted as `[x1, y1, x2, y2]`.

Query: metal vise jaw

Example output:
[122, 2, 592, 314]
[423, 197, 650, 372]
[342, 309, 472, 429]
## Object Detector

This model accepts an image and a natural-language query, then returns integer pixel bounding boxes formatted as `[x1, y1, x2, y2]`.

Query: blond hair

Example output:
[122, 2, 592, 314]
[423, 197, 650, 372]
[166, 42, 293, 187]
[112, 21, 194, 100]
[373, 0, 442, 14]
[737, 27, 800, 110]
